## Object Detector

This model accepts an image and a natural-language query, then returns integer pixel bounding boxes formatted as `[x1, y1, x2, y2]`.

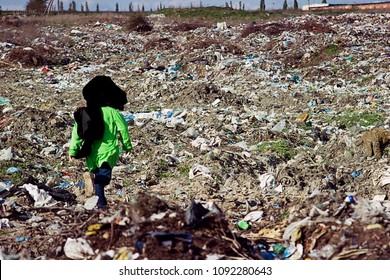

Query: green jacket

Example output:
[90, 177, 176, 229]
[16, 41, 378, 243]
[69, 106, 132, 171]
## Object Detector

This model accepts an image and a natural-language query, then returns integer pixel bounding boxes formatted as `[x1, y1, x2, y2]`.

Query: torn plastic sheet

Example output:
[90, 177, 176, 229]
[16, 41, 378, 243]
[258, 173, 276, 190]
[22, 183, 56, 207]
[123, 110, 186, 127]
[378, 168, 390, 186]
[191, 137, 210, 151]
[189, 164, 212, 179]
[243, 211, 264, 223]
[0, 147, 13, 161]
[84, 196, 99, 210]
[0, 218, 10, 229]
[63, 237, 95, 260]
[184, 200, 223, 227]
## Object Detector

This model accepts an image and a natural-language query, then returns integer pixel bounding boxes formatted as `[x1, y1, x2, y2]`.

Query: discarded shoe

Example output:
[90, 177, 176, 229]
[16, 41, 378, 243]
[83, 172, 94, 197]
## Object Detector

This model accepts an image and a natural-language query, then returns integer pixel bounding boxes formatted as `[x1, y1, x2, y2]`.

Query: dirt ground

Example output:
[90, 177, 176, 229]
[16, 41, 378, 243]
[0, 11, 390, 260]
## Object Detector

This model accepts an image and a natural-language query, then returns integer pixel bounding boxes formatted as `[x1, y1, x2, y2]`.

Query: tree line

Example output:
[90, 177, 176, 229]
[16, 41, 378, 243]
[26, 0, 143, 13]
[25, 0, 328, 13]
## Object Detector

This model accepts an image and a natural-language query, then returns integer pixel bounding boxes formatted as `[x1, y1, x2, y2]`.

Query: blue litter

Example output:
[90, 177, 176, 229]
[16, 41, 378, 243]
[280, 246, 296, 259]
[0, 97, 11, 105]
[6, 167, 19, 174]
[259, 250, 276, 260]
[351, 170, 362, 178]
[308, 100, 318, 107]
[57, 182, 71, 189]
[345, 195, 356, 203]
[15, 236, 29, 242]
[124, 115, 135, 122]
[4, 180, 12, 186]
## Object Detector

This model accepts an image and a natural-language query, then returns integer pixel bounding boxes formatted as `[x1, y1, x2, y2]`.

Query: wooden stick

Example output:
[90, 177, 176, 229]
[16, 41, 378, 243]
[0, 60, 17, 67]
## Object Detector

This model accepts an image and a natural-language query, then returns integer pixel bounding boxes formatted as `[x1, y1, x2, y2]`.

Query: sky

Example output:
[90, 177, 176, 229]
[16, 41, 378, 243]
[0, 0, 389, 11]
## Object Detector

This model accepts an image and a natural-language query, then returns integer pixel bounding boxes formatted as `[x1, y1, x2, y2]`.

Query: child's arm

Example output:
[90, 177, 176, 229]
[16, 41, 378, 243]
[115, 112, 133, 151]
[69, 123, 83, 157]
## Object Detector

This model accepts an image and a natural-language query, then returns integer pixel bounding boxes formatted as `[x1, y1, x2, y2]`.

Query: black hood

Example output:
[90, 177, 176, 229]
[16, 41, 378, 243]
[82, 75, 128, 110]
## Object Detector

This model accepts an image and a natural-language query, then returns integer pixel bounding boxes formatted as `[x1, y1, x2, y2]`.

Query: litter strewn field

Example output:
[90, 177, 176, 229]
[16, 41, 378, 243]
[0, 10, 390, 260]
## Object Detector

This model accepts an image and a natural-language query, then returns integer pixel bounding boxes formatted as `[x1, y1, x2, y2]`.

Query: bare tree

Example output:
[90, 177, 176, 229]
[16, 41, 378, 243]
[26, 0, 47, 13]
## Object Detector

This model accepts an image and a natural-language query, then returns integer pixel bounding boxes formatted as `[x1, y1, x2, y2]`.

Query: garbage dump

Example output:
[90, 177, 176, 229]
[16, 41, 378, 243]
[0, 11, 390, 260]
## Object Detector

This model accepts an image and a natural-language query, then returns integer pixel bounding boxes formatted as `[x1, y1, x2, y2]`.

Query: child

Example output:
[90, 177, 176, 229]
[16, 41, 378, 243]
[69, 76, 132, 210]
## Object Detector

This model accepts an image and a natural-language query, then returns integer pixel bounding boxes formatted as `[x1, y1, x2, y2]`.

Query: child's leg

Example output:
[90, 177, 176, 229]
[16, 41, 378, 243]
[93, 162, 112, 209]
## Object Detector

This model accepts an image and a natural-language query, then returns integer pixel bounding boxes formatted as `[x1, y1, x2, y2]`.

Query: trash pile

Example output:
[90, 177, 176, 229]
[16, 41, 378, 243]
[0, 11, 390, 260]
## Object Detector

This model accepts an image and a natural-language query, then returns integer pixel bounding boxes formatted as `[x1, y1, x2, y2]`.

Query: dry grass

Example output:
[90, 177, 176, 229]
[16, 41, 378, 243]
[0, 13, 129, 30]
[0, 13, 127, 47]
[26, 13, 127, 26]
[0, 24, 43, 46]
[171, 19, 213, 32]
